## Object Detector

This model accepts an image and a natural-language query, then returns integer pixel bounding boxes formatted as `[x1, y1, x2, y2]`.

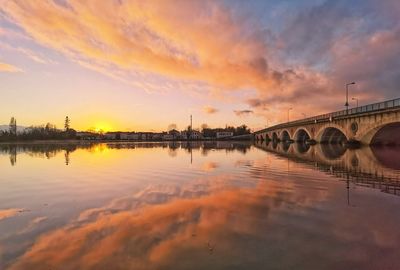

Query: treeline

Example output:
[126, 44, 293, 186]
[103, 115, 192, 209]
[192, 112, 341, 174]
[0, 124, 77, 142]
[201, 124, 250, 137]
[0, 116, 76, 142]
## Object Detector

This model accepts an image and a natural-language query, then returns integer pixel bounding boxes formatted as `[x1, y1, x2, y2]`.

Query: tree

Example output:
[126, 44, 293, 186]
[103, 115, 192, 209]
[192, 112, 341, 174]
[9, 117, 17, 136]
[167, 123, 177, 131]
[235, 124, 250, 135]
[201, 123, 209, 131]
[64, 116, 70, 131]
[45, 122, 56, 131]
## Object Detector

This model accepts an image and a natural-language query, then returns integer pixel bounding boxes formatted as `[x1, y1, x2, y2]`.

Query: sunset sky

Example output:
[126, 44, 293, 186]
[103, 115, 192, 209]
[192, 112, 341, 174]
[1, 0, 399, 132]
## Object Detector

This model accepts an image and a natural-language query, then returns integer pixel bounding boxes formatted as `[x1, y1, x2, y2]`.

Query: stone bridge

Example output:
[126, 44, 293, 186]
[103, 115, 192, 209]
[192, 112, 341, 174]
[254, 98, 400, 145]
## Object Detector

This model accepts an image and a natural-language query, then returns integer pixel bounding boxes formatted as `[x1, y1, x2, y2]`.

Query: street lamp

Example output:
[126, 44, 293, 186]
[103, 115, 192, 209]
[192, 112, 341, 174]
[287, 108, 293, 123]
[352, 97, 359, 108]
[345, 82, 356, 114]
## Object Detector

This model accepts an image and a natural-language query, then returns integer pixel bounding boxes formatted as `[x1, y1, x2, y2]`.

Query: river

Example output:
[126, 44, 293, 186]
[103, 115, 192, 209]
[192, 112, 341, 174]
[0, 141, 399, 269]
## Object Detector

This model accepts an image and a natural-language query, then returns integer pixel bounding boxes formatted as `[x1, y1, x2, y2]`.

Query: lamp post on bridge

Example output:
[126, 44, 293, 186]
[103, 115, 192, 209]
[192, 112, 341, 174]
[352, 97, 359, 108]
[287, 108, 293, 123]
[345, 82, 356, 114]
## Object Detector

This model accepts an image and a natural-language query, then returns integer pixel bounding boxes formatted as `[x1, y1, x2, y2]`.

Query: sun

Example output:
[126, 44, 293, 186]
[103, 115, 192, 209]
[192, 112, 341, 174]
[93, 123, 112, 133]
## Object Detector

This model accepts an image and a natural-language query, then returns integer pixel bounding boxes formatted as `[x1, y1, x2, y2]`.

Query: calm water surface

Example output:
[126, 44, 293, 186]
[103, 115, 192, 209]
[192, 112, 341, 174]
[0, 141, 399, 270]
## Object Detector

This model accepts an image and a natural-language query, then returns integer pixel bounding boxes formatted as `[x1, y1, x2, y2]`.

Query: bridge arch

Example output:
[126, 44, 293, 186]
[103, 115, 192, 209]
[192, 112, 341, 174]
[281, 130, 291, 142]
[318, 127, 348, 144]
[294, 128, 311, 142]
[316, 125, 348, 144]
[272, 132, 279, 142]
[359, 120, 400, 145]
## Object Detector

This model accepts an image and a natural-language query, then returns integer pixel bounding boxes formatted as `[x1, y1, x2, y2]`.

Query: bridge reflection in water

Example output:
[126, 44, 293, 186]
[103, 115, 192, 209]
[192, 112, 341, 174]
[255, 141, 400, 196]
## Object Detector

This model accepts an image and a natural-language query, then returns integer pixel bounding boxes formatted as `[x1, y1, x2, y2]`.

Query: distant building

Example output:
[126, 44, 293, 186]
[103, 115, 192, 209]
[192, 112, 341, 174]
[216, 131, 233, 139]
[104, 132, 118, 140]
[191, 130, 203, 139]
[181, 130, 203, 140]
[139, 132, 154, 140]
[76, 131, 99, 140]
[168, 129, 181, 139]
[120, 132, 140, 140]
[152, 133, 163, 140]
[162, 134, 174, 140]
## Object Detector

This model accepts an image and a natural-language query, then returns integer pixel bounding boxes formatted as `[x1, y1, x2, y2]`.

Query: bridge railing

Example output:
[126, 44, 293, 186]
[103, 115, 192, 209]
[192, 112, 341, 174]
[256, 97, 400, 133]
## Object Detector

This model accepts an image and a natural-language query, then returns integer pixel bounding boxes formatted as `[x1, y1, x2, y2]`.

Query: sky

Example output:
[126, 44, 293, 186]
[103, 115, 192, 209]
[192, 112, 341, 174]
[0, 0, 399, 132]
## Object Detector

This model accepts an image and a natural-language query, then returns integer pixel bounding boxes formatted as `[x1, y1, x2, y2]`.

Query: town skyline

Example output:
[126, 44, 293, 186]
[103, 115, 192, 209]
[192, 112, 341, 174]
[0, 115, 251, 134]
[1, 1, 400, 131]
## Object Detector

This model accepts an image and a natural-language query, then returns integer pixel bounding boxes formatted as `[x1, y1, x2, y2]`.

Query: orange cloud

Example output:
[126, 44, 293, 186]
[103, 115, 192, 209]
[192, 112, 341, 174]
[0, 62, 22, 72]
[0, 0, 283, 93]
[203, 105, 218, 114]
[0, 208, 23, 221]
[201, 161, 219, 172]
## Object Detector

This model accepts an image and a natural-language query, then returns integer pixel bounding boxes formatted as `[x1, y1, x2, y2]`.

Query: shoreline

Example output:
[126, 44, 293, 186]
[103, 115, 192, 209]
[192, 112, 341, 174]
[0, 138, 253, 144]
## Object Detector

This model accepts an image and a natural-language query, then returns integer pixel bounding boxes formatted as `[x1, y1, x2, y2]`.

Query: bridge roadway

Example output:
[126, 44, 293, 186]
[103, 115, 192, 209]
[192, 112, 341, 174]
[254, 98, 400, 145]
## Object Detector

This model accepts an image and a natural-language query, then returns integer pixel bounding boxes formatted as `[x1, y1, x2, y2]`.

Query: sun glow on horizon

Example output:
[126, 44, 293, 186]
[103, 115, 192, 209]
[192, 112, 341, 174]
[92, 123, 113, 133]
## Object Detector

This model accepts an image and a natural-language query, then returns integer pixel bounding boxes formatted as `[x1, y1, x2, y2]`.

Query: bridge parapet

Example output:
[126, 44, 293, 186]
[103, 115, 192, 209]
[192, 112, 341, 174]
[254, 98, 400, 145]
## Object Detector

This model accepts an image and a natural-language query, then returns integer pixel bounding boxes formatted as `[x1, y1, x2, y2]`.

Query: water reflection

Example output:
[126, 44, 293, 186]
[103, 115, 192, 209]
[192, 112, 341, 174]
[0, 142, 400, 270]
[0, 143, 95, 166]
[2, 141, 399, 197]
[255, 141, 400, 196]
[7, 175, 400, 270]
[295, 142, 310, 154]
[0, 141, 252, 167]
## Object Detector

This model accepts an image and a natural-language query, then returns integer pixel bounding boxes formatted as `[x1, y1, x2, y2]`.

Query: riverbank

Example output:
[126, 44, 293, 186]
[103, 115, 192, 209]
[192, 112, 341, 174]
[0, 138, 253, 144]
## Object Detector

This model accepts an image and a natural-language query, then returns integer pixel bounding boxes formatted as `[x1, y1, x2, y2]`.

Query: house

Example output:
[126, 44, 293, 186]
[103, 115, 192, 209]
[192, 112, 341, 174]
[162, 134, 174, 140]
[181, 130, 203, 140]
[191, 130, 203, 139]
[76, 132, 99, 140]
[120, 133, 129, 140]
[104, 132, 118, 140]
[120, 132, 140, 140]
[152, 133, 163, 140]
[168, 129, 181, 140]
[216, 132, 234, 139]
[138, 132, 155, 140]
